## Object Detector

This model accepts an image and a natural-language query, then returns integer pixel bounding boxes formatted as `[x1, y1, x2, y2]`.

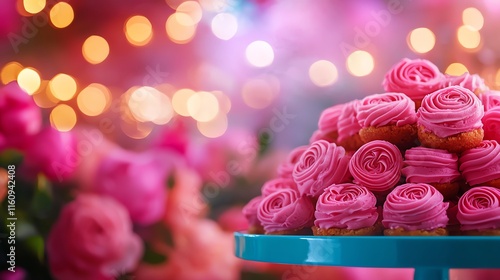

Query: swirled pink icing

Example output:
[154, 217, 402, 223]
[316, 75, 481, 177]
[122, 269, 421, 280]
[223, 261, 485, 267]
[417, 85, 484, 137]
[483, 108, 500, 143]
[277, 145, 308, 179]
[337, 100, 362, 143]
[382, 58, 444, 100]
[479, 90, 500, 111]
[242, 196, 263, 227]
[382, 183, 449, 231]
[349, 140, 403, 192]
[257, 189, 314, 233]
[459, 140, 500, 186]
[357, 92, 417, 127]
[293, 140, 351, 198]
[314, 183, 378, 230]
[442, 73, 488, 93]
[402, 147, 460, 184]
[318, 103, 345, 134]
[261, 177, 298, 196]
[457, 186, 500, 231]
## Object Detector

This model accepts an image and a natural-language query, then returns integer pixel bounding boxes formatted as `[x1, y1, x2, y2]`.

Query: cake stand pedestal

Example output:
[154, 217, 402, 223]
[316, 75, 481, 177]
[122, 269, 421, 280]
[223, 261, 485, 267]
[234, 232, 500, 280]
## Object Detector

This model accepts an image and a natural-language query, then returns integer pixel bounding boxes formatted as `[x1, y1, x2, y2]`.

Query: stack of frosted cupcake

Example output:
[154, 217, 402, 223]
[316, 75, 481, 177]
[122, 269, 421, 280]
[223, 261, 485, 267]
[243, 58, 500, 236]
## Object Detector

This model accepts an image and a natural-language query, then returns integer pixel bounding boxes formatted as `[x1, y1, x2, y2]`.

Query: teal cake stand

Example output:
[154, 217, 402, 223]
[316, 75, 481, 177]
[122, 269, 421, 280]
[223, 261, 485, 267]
[234, 232, 500, 280]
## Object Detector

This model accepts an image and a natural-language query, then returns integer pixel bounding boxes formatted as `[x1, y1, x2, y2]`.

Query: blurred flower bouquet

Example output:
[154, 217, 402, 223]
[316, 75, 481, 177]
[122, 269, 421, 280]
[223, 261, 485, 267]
[0, 82, 286, 280]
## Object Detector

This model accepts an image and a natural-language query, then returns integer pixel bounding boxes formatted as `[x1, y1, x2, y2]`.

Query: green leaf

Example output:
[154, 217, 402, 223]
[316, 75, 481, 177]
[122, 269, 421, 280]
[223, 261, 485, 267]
[31, 175, 54, 218]
[25, 235, 45, 262]
[142, 242, 168, 264]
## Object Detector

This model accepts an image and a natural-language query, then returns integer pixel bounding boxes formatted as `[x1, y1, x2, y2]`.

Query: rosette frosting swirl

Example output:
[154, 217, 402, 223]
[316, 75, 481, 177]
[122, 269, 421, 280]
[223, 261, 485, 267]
[417, 85, 484, 137]
[293, 140, 351, 197]
[457, 186, 500, 231]
[442, 73, 488, 93]
[479, 90, 500, 111]
[277, 145, 308, 179]
[257, 189, 314, 233]
[357, 92, 417, 127]
[382, 183, 449, 231]
[382, 58, 443, 100]
[318, 103, 345, 135]
[261, 177, 298, 196]
[314, 183, 378, 230]
[349, 140, 403, 192]
[242, 196, 263, 226]
[483, 108, 500, 143]
[337, 100, 362, 143]
[459, 140, 500, 186]
[402, 147, 460, 184]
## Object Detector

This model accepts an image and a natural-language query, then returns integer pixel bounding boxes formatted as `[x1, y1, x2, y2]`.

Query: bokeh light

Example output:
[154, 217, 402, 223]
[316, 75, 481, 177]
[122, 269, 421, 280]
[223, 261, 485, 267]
[166, 13, 197, 44]
[211, 91, 231, 113]
[49, 73, 77, 101]
[82, 35, 110, 64]
[408, 28, 436, 54]
[125, 15, 153, 46]
[346, 50, 374, 77]
[50, 104, 77, 131]
[457, 25, 481, 50]
[211, 13, 238, 40]
[187, 91, 219, 121]
[32, 81, 59, 108]
[462, 7, 484, 31]
[1, 62, 23, 85]
[176, 1, 203, 25]
[128, 86, 174, 124]
[309, 60, 339, 87]
[199, 0, 230, 12]
[445, 63, 469, 75]
[120, 120, 154, 139]
[197, 113, 228, 138]
[23, 0, 45, 14]
[77, 83, 111, 116]
[245, 40, 274, 68]
[172, 88, 196, 116]
[241, 76, 280, 109]
[17, 67, 41, 94]
[49, 2, 74, 28]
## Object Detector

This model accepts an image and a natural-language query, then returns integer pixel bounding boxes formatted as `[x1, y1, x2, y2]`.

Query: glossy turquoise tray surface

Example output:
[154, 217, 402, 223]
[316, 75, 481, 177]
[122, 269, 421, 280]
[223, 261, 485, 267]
[234, 233, 500, 280]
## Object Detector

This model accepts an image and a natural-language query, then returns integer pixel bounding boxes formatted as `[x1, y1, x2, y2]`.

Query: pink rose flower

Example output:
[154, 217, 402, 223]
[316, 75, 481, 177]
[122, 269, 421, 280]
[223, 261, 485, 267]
[164, 166, 207, 230]
[0, 82, 42, 151]
[21, 126, 78, 182]
[93, 149, 171, 225]
[47, 194, 143, 280]
[135, 219, 242, 280]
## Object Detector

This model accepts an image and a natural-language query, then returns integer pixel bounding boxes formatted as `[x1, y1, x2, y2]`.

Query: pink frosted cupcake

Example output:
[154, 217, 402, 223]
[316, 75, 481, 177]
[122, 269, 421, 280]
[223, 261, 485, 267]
[276, 145, 308, 179]
[257, 189, 314, 235]
[402, 147, 462, 200]
[311, 103, 345, 143]
[459, 140, 500, 189]
[261, 177, 298, 196]
[457, 186, 500, 235]
[482, 107, 500, 143]
[349, 140, 403, 201]
[242, 196, 265, 234]
[293, 140, 351, 198]
[357, 92, 418, 148]
[313, 183, 382, 236]
[382, 183, 449, 236]
[442, 73, 488, 95]
[417, 85, 484, 153]
[479, 90, 500, 111]
[337, 100, 364, 151]
[382, 58, 444, 108]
